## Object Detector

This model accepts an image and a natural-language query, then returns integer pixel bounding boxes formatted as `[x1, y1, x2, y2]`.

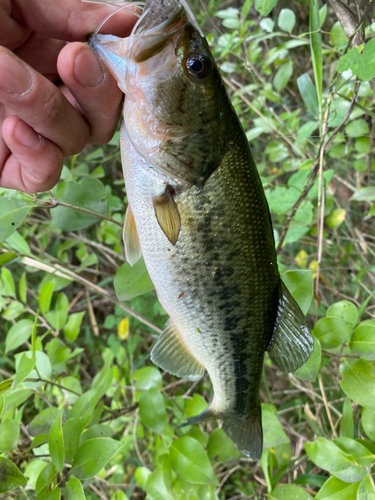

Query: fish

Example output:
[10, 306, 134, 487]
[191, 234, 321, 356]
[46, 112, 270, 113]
[91, 0, 313, 460]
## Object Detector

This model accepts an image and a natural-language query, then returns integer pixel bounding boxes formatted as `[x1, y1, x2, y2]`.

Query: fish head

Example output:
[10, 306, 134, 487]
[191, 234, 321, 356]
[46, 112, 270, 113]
[92, 0, 232, 186]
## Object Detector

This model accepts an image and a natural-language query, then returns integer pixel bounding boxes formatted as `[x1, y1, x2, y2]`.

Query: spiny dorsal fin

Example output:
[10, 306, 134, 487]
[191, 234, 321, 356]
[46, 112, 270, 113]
[153, 185, 181, 245]
[267, 280, 313, 373]
[150, 319, 205, 381]
[124, 204, 142, 267]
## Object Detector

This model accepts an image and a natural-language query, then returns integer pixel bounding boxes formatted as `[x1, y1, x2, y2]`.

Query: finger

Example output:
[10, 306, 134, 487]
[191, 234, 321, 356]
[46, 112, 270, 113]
[14, 33, 65, 82]
[1, 116, 63, 193]
[0, 1, 32, 49]
[57, 42, 123, 144]
[0, 47, 90, 156]
[12, 0, 138, 42]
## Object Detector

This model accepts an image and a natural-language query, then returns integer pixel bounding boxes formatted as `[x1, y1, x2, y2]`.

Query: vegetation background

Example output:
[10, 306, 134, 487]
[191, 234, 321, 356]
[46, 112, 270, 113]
[1, 0, 375, 498]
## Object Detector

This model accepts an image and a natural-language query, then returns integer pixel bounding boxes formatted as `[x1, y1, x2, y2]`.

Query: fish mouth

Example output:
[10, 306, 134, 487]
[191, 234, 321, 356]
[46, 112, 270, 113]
[130, 0, 187, 62]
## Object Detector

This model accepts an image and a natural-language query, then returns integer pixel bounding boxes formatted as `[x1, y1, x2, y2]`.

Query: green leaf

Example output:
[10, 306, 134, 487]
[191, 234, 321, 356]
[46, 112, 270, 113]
[52, 177, 108, 230]
[262, 406, 290, 448]
[5, 319, 34, 352]
[206, 428, 241, 461]
[36, 462, 56, 496]
[265, 141, 289, 162]
[349, 320, 375, 359]
[0, 197, 33, 244]
[297, 75, 319, 120]
[305, 437, 354, 472]
[139, 389, 167, 434]
[29, 407, 59, 436]
[326, 209, 346, 229]
[49, 408, 64, 474]
[351, 187, 375, 202]
[0, 457, 27, 493]
[281, 270, 313, 315]
[0, 380, 10, 398]
[334, 437, 374, 467]
[114, 258, 154, 302]
[144, 470, 173, 500]
[312, 317, 352, 349]
[6, 231, 31, 255]
[294, 336, 321, 382]
[254, 0, 277, 16]
[184, 394, 208, 419]
[278, 8, 296, 33]
[0, 419, 20, 452]
[19, 272, 27, 303]
[269, 484, 312, 499]
[12, 353, 36, 389]
[36, 486, 61, 500]
[361, 407, 375, 441]
[30, 434, 49, 450]
[267, 186, 300, 214]
[2, 266, 16, 297]
[315, 476, 359, 499]
[340, 359, 375, 410]
[319, 3, 327, 26]
[132, 366, 163, 390]
[63, 416, 90, 463]
[80, 424, 113, 444]
[2, 301, 26, 321]
[273, 60, 293, 93]
[71, 437, 123, 480]
[135, 466, 152, 489]
[65, 477, 86, 500]
[345, 119, 369, 138]
[341, 398, 354, 439]
[169, 437, 218, 485]
[39, 281, 54, 315]
[357, 474, 375, 499]
[45, 293, 69, 331]
[63, 312, 85, 343]
[70, 388, 101, 420]
[330, 21, 348, 50]
[337, 39, 375, 81]
[309, 0, 322, 110]
[327, 300, 358, 328]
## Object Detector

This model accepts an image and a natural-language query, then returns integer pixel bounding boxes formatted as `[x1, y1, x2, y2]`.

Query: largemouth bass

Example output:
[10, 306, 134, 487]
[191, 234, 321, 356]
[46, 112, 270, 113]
[91, 0, 313, 460]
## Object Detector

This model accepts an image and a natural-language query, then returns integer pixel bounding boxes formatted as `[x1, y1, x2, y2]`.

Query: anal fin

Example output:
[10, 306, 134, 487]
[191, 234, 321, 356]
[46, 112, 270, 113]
[150, 320, 204, 381]
[267, 280, 313, 373]
[124, 204, 142, 266]
[153, 185, 180, 246]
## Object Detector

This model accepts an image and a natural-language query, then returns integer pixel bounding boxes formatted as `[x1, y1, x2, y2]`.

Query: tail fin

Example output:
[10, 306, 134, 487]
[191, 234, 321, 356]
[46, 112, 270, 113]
[222, 405, 263, 461]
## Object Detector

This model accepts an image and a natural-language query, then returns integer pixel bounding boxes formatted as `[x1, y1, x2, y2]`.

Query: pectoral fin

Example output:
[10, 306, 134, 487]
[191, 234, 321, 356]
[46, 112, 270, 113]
[151, 320, 205, 381]
[153, 185, 181, 245]
[267, 281, 313, 373]
[124, 204, 142, 266]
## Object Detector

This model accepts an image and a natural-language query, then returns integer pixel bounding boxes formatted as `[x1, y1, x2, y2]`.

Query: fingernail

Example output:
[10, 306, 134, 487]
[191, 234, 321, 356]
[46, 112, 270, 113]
[74, 48, 104, 88]
[14, 121, 41, 148]
[0, 52, 32, 95]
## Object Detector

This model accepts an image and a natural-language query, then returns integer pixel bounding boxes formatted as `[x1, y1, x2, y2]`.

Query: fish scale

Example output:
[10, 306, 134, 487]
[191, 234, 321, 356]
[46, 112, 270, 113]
[92, 0, 313, 459]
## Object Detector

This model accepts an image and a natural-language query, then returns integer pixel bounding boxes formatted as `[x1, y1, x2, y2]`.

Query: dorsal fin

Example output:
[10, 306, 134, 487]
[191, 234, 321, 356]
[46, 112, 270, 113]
[150, 320, 204, 381]
[153, 185, 181, 246]
[267, 280, 313, 373]
[123, 204, 142, 266]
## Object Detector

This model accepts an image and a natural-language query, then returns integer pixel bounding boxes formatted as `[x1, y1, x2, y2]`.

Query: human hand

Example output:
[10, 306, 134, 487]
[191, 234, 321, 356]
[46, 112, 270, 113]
[0, 0, 136, 193]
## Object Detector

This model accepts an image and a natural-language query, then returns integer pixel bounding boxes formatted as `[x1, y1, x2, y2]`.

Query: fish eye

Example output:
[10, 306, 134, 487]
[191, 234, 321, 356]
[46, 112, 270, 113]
[186, 54, 210, 78]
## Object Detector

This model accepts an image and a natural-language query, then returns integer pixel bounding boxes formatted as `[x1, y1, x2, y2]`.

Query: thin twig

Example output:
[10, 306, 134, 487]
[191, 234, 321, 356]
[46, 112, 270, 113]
[319, 376, 338, 438]
[45, 197, 124, 228]
[277, 80, 360, 252]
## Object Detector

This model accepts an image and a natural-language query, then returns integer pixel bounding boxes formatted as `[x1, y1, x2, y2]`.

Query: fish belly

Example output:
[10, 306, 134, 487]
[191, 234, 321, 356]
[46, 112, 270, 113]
[121, 121, 280, 417]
